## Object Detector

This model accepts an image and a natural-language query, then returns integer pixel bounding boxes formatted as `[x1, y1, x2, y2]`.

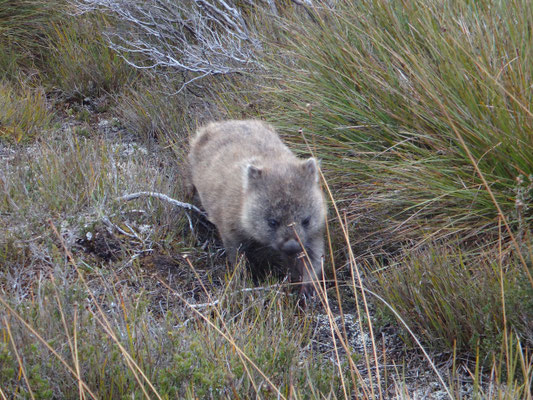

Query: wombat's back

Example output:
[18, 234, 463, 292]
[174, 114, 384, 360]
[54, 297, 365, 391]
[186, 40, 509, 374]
[189, 120, 294, 169]
[188, 120, 295, 235]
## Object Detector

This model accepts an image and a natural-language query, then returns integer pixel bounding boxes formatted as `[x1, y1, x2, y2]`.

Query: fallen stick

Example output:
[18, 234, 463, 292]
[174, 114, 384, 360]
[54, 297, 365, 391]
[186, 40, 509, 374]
[116, 191, 206, 217]
[116, 191, 208, 232]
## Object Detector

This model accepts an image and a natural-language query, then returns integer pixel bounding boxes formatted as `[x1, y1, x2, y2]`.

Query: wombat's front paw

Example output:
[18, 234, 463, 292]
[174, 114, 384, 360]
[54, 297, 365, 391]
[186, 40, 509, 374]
[299, 282, 316, 298]
[296, 282, 319, 309]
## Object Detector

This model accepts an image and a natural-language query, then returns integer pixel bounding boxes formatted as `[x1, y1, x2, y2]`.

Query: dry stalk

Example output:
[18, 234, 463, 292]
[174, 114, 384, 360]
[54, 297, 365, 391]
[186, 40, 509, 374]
[299, 128, 376, 398]
[0, 297, 99, 400]
[432, 92, 533, 288]
[48, 220, 164, 400]
[291, 228, 351, 399]
[156, 267, 286, 400]
[73, 308, 85, 400]
[49, 277, 86, 399]
[3, 316, 36, 400]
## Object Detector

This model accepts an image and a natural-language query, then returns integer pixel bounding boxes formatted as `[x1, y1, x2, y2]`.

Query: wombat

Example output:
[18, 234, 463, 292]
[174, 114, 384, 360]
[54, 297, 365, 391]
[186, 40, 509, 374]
[189, 120, 326, 295]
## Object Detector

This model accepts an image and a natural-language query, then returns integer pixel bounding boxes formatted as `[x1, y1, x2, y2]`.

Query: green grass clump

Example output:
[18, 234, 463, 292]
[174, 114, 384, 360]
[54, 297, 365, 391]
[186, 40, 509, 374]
[370, 242, 532, 398]
[0, 80, 53, 142]
[118, 76, 223, 160]
[372, 244, 532, 357]
[254, 0, 533, 388]
[46, 16, 134, 100]
[118, 81, 194, 145]
[263, 0, 533, 252]
[0, 1, 134, 102]
[0, 0, 63, 77]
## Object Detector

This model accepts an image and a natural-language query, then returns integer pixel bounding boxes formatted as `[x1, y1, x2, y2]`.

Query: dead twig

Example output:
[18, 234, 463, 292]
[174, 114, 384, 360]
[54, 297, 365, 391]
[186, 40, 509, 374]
[116, 191, 207, 233]
[116, 191, 205, 216]
[184, 284, 286, 309]
[69, 0, 261, 91]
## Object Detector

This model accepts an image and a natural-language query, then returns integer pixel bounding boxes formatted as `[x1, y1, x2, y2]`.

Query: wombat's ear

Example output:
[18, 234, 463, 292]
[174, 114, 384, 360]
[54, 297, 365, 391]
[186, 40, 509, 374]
[302, 157, 319, 183]
[243, 164, 263, 190]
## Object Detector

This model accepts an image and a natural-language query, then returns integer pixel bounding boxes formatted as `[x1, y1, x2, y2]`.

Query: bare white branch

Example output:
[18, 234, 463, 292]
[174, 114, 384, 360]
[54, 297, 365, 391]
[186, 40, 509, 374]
[183, 284, 286, 308]
[69, 0, 262, 88]
[116, 191, 206, 217]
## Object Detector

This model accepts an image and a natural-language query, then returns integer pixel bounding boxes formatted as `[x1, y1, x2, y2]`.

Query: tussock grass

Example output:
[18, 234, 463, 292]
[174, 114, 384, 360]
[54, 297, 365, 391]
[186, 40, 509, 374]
[118, 77, 222, 156]
[372, 244, 532, 355]
[253, 0, 533, 391]
[263, 0, 533, 253]
[46, 16, 134, 100]
[118, 82, 193, 145]
[0, 1, 134, 107]
[0, 80, 53, 142]
[0, 0, 62, 77]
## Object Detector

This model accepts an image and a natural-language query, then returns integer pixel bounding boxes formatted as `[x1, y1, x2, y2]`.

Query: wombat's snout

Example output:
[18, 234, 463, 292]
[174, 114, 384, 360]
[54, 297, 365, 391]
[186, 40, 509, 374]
[281, 239, 302, 255]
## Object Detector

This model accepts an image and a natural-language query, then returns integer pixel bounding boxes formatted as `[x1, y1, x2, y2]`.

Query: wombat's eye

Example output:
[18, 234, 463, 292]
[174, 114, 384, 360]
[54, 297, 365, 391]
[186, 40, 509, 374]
[267, 218, 279, 228]
[302, 217, 311, 227]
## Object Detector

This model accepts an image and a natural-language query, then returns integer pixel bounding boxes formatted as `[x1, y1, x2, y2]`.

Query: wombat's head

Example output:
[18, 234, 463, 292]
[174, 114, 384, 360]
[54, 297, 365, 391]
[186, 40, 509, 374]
[240, 158, 326, 256]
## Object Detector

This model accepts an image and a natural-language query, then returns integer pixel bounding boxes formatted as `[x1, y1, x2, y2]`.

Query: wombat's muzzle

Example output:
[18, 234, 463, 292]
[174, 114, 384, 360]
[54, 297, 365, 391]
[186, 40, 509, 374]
[280, 239, 302, 255]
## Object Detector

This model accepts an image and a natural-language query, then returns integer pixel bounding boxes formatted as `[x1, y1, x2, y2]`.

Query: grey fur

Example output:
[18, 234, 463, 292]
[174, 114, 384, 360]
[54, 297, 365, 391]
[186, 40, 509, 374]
[189, 120, 326, 295]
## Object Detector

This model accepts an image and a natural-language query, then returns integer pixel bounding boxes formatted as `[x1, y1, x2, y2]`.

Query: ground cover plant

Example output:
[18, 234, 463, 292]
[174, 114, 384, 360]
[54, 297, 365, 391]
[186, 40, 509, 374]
[0, 79, 53, 142]
[0, 0, 531, 399]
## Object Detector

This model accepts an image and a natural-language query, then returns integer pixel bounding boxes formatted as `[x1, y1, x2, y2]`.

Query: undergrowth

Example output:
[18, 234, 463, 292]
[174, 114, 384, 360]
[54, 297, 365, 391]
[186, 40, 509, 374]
[0, 0, 532, 398]
[372, 244, 533, 357]
[0, 80, 53, 142]
[46, 15, 134, 100]
[0, 0, 62, 77]
[262, 0, 533, 252]
[0, 266, 353, 398]
[252, 0, 533, 392]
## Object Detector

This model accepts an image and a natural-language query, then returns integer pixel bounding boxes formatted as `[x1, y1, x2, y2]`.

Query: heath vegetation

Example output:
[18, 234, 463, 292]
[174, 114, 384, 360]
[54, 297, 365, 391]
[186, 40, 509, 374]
[0, 0, 531, 399]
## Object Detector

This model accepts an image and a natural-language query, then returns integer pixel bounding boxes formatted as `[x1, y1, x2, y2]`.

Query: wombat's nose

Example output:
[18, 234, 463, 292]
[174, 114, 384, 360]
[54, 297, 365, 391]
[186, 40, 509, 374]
[281, 239, 302, 255]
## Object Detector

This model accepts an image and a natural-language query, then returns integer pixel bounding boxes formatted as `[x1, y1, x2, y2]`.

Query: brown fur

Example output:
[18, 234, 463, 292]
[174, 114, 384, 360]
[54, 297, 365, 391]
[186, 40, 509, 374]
[189, 120, 326, 295]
